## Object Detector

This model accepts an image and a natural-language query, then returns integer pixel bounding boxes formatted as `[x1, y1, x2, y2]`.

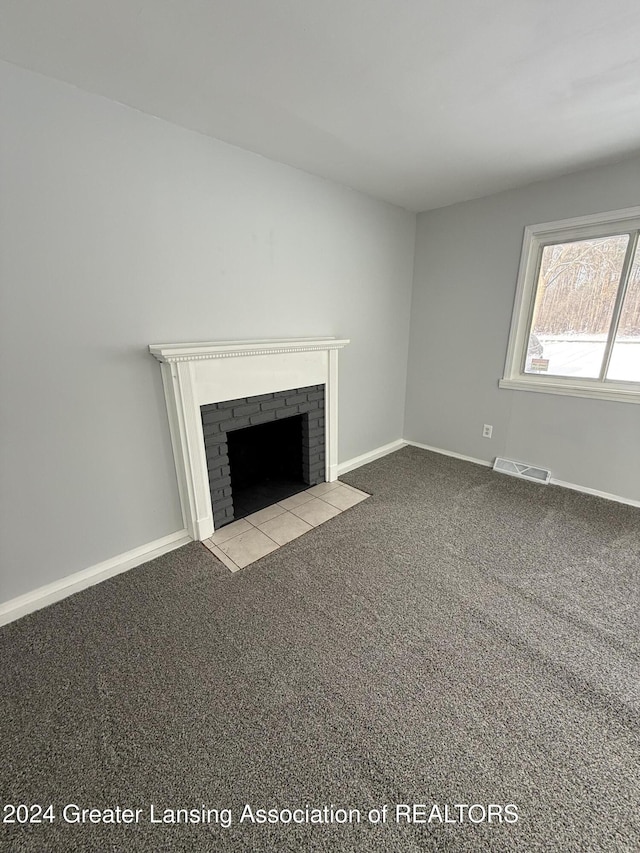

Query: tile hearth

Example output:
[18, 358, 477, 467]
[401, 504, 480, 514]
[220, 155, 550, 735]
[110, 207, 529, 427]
[202, 481, 370, 572]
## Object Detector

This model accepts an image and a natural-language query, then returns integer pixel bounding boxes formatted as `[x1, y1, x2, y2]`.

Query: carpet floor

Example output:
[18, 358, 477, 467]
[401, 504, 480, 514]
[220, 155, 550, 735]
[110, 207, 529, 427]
[1, 446, 639, 852]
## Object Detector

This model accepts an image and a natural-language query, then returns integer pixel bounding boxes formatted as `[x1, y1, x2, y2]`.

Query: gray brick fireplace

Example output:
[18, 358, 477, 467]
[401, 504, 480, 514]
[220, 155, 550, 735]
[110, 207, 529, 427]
[201, 385, 325, 528]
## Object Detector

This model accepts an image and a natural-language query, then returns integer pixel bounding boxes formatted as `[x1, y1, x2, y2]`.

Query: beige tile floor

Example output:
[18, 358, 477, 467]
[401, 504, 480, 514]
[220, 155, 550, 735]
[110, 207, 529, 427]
[202, 481, 370, 572]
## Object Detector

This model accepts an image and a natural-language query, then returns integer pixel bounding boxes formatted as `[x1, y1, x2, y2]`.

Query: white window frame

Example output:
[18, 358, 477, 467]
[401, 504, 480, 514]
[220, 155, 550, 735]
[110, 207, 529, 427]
[500, 206, 640, 405]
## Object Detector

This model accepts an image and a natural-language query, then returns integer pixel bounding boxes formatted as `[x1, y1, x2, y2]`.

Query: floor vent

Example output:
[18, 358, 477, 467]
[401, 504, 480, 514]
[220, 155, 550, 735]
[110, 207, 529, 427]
[493, 457, 551, 484]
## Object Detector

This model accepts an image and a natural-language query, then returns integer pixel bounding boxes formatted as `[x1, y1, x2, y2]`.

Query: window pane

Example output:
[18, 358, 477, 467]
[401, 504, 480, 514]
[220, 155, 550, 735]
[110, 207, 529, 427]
[607, 247, 640, 382]
[525, 234, 629, 378]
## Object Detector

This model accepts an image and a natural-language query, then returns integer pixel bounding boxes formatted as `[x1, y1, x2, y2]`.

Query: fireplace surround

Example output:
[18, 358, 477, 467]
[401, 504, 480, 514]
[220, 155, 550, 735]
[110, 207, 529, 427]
[149, 338, 349, 541]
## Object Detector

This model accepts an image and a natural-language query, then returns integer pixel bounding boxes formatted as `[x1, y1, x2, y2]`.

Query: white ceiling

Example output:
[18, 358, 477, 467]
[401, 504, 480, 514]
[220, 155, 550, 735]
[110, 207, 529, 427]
[2, 0, 640, 211]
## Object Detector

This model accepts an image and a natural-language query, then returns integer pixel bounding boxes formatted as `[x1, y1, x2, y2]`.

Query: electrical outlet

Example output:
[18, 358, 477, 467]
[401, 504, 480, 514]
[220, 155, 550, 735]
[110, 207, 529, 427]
[482, 424, 493, 438]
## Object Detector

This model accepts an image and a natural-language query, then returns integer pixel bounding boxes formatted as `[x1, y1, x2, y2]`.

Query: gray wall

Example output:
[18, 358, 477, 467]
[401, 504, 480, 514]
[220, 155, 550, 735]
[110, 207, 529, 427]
[405, 155, 640, 502]
[0, 62, 415, 603]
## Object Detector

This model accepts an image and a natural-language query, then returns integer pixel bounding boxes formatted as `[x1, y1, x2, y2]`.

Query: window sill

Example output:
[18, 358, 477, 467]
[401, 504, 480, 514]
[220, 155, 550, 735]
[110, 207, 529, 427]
[498, 377, 640, 404]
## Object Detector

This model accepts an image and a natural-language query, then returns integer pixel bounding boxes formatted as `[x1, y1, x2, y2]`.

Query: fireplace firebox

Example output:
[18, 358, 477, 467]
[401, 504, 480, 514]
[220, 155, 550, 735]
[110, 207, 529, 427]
[201, 385, 325, 528]
[228, 415, 304, 518]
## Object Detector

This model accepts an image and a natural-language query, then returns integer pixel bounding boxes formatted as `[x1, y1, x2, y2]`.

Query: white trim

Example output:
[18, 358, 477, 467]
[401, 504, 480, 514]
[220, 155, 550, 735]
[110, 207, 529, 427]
[0, 529, 191, 628]
[549, 478, 640, 508]
[524, 206, 640, 237]
[503, 222, 541, 379]
[404, 440, 492, 468]
[150, 337, 350, 539]
[171, 359, 214, 541]
[498, 377, 640, 404]
[338, 439, 406, 474]
[327, 348, 340, 481]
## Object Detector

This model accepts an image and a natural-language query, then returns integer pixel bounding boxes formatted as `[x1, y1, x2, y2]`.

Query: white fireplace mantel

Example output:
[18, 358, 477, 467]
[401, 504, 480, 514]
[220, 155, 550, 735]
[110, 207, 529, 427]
[149, 337, 349, 541]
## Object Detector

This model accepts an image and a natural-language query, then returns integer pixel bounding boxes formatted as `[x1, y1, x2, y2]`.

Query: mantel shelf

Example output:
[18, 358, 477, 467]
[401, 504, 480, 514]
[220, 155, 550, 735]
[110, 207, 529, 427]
[149, 337, 350, 363]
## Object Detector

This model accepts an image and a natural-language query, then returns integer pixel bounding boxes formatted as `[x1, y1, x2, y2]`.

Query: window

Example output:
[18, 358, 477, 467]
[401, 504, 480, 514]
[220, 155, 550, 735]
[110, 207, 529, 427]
[500, 207, 640, 403]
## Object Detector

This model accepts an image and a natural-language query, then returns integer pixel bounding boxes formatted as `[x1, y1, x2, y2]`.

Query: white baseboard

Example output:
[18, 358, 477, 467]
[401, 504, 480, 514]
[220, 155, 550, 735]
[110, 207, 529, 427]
[0, 529, 192, 628]
[404, 440, 492, 468]
[338, 439, 406, 475]
[406, 440, 639, 507]
[549, 478, 640, 508]
[3, 439, 636, 630]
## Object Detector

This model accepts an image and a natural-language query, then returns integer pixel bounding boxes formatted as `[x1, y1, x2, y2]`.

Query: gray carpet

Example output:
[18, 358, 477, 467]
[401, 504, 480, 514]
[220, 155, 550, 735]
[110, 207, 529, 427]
[1, 446, 639, 852]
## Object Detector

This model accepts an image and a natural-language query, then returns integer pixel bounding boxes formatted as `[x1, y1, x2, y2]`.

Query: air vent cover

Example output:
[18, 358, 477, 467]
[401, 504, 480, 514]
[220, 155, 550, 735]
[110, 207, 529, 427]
[493, 457, 551, 484]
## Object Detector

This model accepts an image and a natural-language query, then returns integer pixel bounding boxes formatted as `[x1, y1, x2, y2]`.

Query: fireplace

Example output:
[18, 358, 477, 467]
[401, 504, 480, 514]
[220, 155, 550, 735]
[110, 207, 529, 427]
[149, 338, 349, 541]
[201, 384, 325, 527]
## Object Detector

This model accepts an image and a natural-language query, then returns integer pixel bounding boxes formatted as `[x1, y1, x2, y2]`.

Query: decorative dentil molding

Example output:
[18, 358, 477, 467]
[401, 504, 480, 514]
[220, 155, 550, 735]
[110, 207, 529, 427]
[149, 337, 350, 364]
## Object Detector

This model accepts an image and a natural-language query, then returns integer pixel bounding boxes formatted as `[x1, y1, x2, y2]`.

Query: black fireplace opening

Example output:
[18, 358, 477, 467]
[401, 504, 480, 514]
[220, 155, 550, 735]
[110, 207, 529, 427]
[227, 415, 307, 519]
